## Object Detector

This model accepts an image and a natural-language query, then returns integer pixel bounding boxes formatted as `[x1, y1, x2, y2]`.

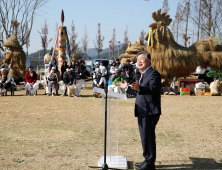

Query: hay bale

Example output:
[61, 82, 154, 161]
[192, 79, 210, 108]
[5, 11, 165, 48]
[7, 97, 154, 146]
[2, 33, 22, 49]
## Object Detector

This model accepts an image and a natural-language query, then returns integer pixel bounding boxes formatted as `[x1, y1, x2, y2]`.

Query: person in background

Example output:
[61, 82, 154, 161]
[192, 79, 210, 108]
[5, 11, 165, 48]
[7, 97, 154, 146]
[79, 60, 87, 89]
[46, 67, 60, 96]
[25, 66, 38, 96]
[70, 60, 76, 71]
[61, 61, 68, 80]
[61, 68, 80, 97]
[123, 59, 133, 72]
[0, 68, 12, 96]
[75, 61, 80, 78]
[110, 61, 116, 74]
[115, 58, 122, 70]
[49, 58, 58, 73]
[99, 61, 107, 85]
[108, 68, 124, 93]
[93, 68, 104, 98]
[122, 66, 135, 85]
[134, 63, 141, 82]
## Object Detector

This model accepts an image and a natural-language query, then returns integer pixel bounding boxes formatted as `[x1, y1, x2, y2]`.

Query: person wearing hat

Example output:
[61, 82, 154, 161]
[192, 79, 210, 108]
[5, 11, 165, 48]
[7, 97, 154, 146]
[123, 59, 133, 73]
[0, 68, 12, 96]
[61, 68, 80, 97]
[115, 59, 122, 70]
[108, 68, 124, 93]
[93, 68, 104, 98]
[25, 66, 38, 96]
[46, 67, 60, 96]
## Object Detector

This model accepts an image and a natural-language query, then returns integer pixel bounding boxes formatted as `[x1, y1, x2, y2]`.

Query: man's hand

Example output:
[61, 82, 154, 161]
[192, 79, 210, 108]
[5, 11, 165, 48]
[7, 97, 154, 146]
[97, 84, 100, 87]
[66, 84, 68, 87]
[3, 83, 5, 86]
[131, 81, 140, 91]
[30, 82, 34, 86]
[117, 80, 128, 89]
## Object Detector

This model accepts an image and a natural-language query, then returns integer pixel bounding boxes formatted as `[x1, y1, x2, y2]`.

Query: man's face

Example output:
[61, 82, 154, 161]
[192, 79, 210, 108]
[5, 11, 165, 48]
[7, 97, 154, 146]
[67, 71, 71, 74]
[29, 68, 33, 73]
[72, 62, 75, 65]
[100, 63, 103, 66]
[137, 54, 151, 72]
[126, 62, 130, 65]
[52, 69, 56, 73]
[115, 70, 119, 75]
[116, 60, 119, 63]
[96, 69, 100, 73]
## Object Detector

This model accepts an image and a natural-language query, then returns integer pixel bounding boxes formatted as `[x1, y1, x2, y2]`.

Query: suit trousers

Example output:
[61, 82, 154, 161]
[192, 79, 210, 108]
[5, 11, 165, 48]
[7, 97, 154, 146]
[138, 113, 160, 166]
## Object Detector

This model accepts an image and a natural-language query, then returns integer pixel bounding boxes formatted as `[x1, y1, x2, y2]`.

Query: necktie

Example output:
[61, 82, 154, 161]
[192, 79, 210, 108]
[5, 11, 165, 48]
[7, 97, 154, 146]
[139, 73, 144, 84]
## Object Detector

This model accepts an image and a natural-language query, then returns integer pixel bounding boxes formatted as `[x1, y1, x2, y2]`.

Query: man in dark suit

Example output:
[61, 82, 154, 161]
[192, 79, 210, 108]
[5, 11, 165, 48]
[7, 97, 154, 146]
[117, 52, 161, 170]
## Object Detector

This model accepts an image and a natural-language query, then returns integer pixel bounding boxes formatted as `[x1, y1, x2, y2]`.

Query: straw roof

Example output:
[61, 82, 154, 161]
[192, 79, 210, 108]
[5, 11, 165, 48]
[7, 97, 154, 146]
[3, 33, 22, 49]
[145, 9, 222, 80]
[119, 39, 146, 64]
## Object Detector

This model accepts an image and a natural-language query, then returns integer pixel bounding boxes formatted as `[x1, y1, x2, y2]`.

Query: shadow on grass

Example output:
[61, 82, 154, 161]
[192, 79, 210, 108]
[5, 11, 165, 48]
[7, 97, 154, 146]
[157, 157, 222, 169]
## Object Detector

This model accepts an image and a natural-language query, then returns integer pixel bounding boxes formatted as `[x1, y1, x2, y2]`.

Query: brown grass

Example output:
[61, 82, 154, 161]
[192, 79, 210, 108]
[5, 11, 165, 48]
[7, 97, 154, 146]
[0, 82, 222, 170]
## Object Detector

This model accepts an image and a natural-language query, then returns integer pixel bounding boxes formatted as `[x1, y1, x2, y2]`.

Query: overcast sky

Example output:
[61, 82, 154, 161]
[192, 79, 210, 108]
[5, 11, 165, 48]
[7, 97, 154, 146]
[28, 0, 180, 54]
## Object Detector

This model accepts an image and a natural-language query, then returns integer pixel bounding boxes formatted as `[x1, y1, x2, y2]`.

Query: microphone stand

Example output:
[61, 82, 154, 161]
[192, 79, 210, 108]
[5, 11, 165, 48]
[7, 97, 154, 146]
[89, 74, 121, 170]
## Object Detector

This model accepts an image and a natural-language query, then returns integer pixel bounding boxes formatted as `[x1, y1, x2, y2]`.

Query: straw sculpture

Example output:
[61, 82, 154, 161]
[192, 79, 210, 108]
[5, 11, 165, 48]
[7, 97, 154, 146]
[145, 9, 222, 81]
[119, 40, 146, 65]
[2, 30, 26, 79]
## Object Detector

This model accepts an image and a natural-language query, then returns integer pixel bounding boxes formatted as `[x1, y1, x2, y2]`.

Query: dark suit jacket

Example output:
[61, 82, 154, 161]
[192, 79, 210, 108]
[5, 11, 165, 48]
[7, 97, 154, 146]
[121, 72, 135, 84]
[63, 71, 77, 85]
[127, 67, 161, 117]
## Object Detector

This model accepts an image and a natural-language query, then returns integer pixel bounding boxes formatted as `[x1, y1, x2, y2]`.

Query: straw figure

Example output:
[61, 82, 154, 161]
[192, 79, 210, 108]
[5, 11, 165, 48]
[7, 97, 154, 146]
[145, 9, 222, 82]
[2, 21, 26, 79]
[119, 40, 146, 66]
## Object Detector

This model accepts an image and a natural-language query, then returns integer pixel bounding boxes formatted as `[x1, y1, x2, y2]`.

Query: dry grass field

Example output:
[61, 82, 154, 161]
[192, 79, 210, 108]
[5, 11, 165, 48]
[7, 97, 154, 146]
[0, 81, 222, 170]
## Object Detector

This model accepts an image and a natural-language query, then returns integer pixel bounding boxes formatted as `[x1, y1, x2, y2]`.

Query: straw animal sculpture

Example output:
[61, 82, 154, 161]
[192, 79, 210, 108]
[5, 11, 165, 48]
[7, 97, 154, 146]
[2, 33, 26, 79]
[145, 9, 222, 81]
[119, 40, 146, 65]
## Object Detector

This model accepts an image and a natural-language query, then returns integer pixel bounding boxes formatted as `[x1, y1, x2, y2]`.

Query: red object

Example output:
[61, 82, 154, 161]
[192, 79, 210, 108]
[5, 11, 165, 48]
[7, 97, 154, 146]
[25, 72, 37, 84]
[180, 88, 190, 92]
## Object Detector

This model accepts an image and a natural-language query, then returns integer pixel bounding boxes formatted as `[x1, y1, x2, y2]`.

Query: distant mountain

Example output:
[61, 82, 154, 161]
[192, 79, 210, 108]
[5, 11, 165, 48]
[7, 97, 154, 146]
[28, 44, 125, 60]
[86, 44, 124, 58]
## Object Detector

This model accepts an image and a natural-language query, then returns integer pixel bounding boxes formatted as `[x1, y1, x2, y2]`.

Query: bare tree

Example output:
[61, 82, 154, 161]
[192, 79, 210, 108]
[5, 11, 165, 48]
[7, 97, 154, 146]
[0, 0, 49, 50]
[162, 0, 170, 13]
[69, 20, 79, 55]
[24, 23, 30, 55]
[110, 28, 116, 60]
[190, 0, 222, 39]
[172, 2, 184, 42]
[182, 0, 191, 47]
[139, 30, 146, 44]
[123, 25, 128, 52]
[38, 19, 52, 56]
[81, 25, 88, 60]
[94, 23, 105, 58]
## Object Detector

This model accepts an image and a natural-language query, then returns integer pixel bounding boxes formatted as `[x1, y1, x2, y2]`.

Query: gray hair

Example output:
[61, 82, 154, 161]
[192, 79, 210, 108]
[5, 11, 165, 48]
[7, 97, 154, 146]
[136, 52, 151, 60]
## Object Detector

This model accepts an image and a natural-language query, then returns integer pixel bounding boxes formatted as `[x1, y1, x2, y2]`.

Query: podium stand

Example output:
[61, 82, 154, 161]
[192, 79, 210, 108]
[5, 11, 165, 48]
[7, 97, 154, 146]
[92, 87, 128, 169]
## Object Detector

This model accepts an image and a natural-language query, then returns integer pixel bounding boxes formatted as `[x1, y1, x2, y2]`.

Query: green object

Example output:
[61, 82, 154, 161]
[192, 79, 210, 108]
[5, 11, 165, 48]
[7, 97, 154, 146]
[180, 91, 190, 96]
[207, 68, 222, 82]
[14, 158, 24, 163]
[111, 74, 124, 86]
